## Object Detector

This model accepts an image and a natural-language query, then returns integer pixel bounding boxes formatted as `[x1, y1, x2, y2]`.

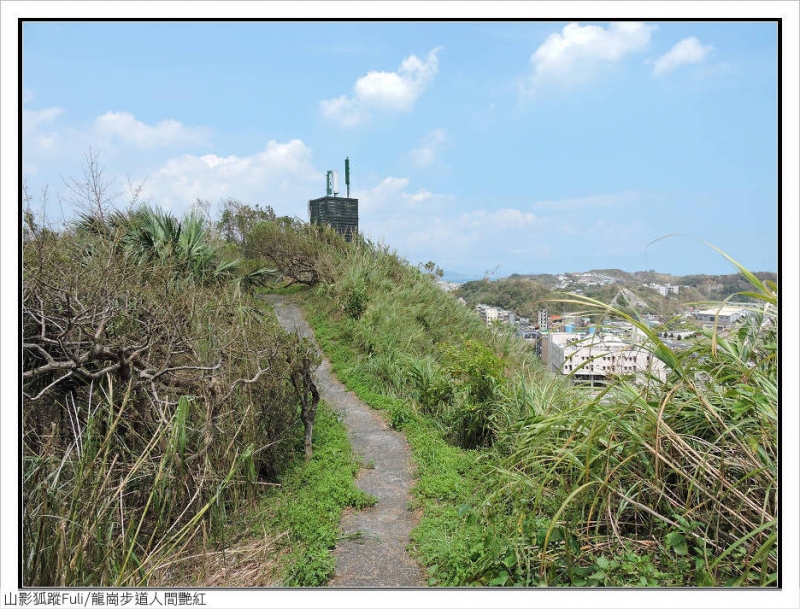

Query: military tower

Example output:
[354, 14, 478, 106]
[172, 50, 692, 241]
[308, 157, 358, 241]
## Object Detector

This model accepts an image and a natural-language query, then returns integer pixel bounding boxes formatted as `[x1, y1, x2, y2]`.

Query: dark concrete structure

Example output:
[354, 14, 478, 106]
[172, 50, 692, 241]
[309, 196, 359, 241]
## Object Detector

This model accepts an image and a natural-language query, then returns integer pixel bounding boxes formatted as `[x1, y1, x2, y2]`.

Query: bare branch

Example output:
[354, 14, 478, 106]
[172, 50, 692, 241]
[23, 371, 75, 402]
[147, 361, 223, 382]
[217, 365, 277, 405]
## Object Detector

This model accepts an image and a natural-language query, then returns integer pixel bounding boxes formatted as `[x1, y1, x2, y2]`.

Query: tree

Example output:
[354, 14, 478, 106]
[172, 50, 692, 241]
[61, 148, 119, 224]
[421, 260, 444, 281]
[216, 199, 276, 248]
[246, 218, 346, 287]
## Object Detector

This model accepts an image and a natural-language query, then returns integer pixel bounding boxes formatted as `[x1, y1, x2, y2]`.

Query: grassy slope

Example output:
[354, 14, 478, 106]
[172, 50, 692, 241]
[298, 243, 569, 585]
[306, 309, 487, 586]
[297, 240, 777, 587]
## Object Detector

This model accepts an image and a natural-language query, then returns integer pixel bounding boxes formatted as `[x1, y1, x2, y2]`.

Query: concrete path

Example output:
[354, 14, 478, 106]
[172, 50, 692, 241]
[261, 295, 426, 588]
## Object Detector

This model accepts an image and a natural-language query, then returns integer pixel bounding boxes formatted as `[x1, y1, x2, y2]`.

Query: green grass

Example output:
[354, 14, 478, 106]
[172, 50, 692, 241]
[305, 302, 494, 586]
[257, 282, 308, 296]
[296, 236, 777, 587]
[256, 402, 375, 586]
[215, 218, 777, 588]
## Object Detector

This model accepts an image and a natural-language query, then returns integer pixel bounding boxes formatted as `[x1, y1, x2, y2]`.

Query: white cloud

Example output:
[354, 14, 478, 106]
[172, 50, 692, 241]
[320, 47, 442, 126]
[358, 175, 450, 223]
[408, 128, 447, 167]
[359, 176, 410, 209]
[457, 208, 539, 230]
[143, 139, 321, 215]
[653, 37, 714, 77]
[319, 172, 655, 274]
[532, 191, 640, 211]
[91, 111, 210, 148]
[356, 181, 658, 274]
[318, 96, 366, 128]
[20, 102, 319, 220]
[23, 106, 64, 127]
[523, 22, 655, 95]
[22, 107, 68, 174]
[356, 175, 547, 270]
[404, 189, 433, 205]
[23, 106, 210, 173]
[396, 207, 541, 271]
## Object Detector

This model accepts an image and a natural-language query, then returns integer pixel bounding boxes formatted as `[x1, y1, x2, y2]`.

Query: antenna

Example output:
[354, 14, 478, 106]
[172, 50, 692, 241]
[345, 157, 350, 198]
[326, 171, 333, 196]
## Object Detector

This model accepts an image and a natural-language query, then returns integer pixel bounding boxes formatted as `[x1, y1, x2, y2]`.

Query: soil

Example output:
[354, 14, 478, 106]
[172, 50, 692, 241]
[262, 294, 427, 588]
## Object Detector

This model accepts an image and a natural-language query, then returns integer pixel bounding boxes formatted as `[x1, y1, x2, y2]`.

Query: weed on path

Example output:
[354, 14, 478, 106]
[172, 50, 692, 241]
[262, 295, 426, 587]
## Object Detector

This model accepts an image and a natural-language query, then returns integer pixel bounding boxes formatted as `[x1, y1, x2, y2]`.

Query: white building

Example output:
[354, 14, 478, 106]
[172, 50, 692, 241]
[537, 308, 549, 331]
[475, 303, 520, 327]
[693, 306, 748, 329]
[546, 331, 667, 383]
[475, 304, 500, 324]
[646, 283, 680, 296]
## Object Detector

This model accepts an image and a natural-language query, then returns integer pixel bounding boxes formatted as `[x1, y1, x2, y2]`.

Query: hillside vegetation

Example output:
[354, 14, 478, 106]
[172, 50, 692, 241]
[21, 200, 368, 586]
[459, 269, 778, 319]
[255, 219, 778, 587]
[22, 188, 778, 587]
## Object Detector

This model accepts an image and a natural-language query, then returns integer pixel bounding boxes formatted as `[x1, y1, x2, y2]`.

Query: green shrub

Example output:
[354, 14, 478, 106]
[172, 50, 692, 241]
[476, 251, 778, 586]
[22, 219, 319, 586]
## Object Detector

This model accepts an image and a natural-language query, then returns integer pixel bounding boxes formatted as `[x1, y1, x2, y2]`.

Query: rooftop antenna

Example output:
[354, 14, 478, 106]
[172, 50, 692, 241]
[345, 157, 350, 198]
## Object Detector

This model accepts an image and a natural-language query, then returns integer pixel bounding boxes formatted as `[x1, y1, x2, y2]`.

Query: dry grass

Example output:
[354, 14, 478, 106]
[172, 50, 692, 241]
[150, 530, 292, 587]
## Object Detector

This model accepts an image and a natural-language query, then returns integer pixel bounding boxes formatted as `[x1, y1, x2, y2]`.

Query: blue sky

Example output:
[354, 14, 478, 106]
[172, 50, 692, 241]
[5, 6, 800, 607]
[21, 19, 779, 277]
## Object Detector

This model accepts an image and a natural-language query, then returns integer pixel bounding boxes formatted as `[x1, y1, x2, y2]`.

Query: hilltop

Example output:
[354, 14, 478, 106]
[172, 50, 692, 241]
[506, 268, 777, 295]
[457, 268, 777, 318]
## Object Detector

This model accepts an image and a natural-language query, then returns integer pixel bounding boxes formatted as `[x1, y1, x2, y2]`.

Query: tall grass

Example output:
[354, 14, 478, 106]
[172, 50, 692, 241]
[482, 253, 777, 586]
[299, 231, 777, 586]
[23, 376, 240, 586]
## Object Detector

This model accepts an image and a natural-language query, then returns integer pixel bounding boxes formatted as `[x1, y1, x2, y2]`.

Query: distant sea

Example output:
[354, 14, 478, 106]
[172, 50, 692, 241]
[441, 271, 486, 284]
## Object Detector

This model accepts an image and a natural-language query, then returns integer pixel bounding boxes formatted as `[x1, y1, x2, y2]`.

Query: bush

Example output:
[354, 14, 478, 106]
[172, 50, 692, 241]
[22, 215, 318, 586]
[245, 218, 346, 288]
[232, 214, 777, 587]
[439, 340, 505, 448]
[479, 256, 778, 586]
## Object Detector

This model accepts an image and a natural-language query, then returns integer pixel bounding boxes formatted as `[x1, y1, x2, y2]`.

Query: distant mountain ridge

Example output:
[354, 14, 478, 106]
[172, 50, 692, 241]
[448, 268, 777, 287]
[441, 271, 485, 284]
[507, 268, 777, 289]
[454, 268, 777, 318]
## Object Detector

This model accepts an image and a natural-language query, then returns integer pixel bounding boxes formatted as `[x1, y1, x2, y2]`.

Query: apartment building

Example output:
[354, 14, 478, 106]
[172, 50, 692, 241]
[546, 331, 667, 383]
[475, 304, 500, 325]
[646, 283, 680, 296]
[537, 308, 549, 331]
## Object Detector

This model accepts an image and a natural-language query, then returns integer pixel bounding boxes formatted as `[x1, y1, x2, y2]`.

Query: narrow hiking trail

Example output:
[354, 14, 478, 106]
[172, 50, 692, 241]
[262, 294, 427, 588]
